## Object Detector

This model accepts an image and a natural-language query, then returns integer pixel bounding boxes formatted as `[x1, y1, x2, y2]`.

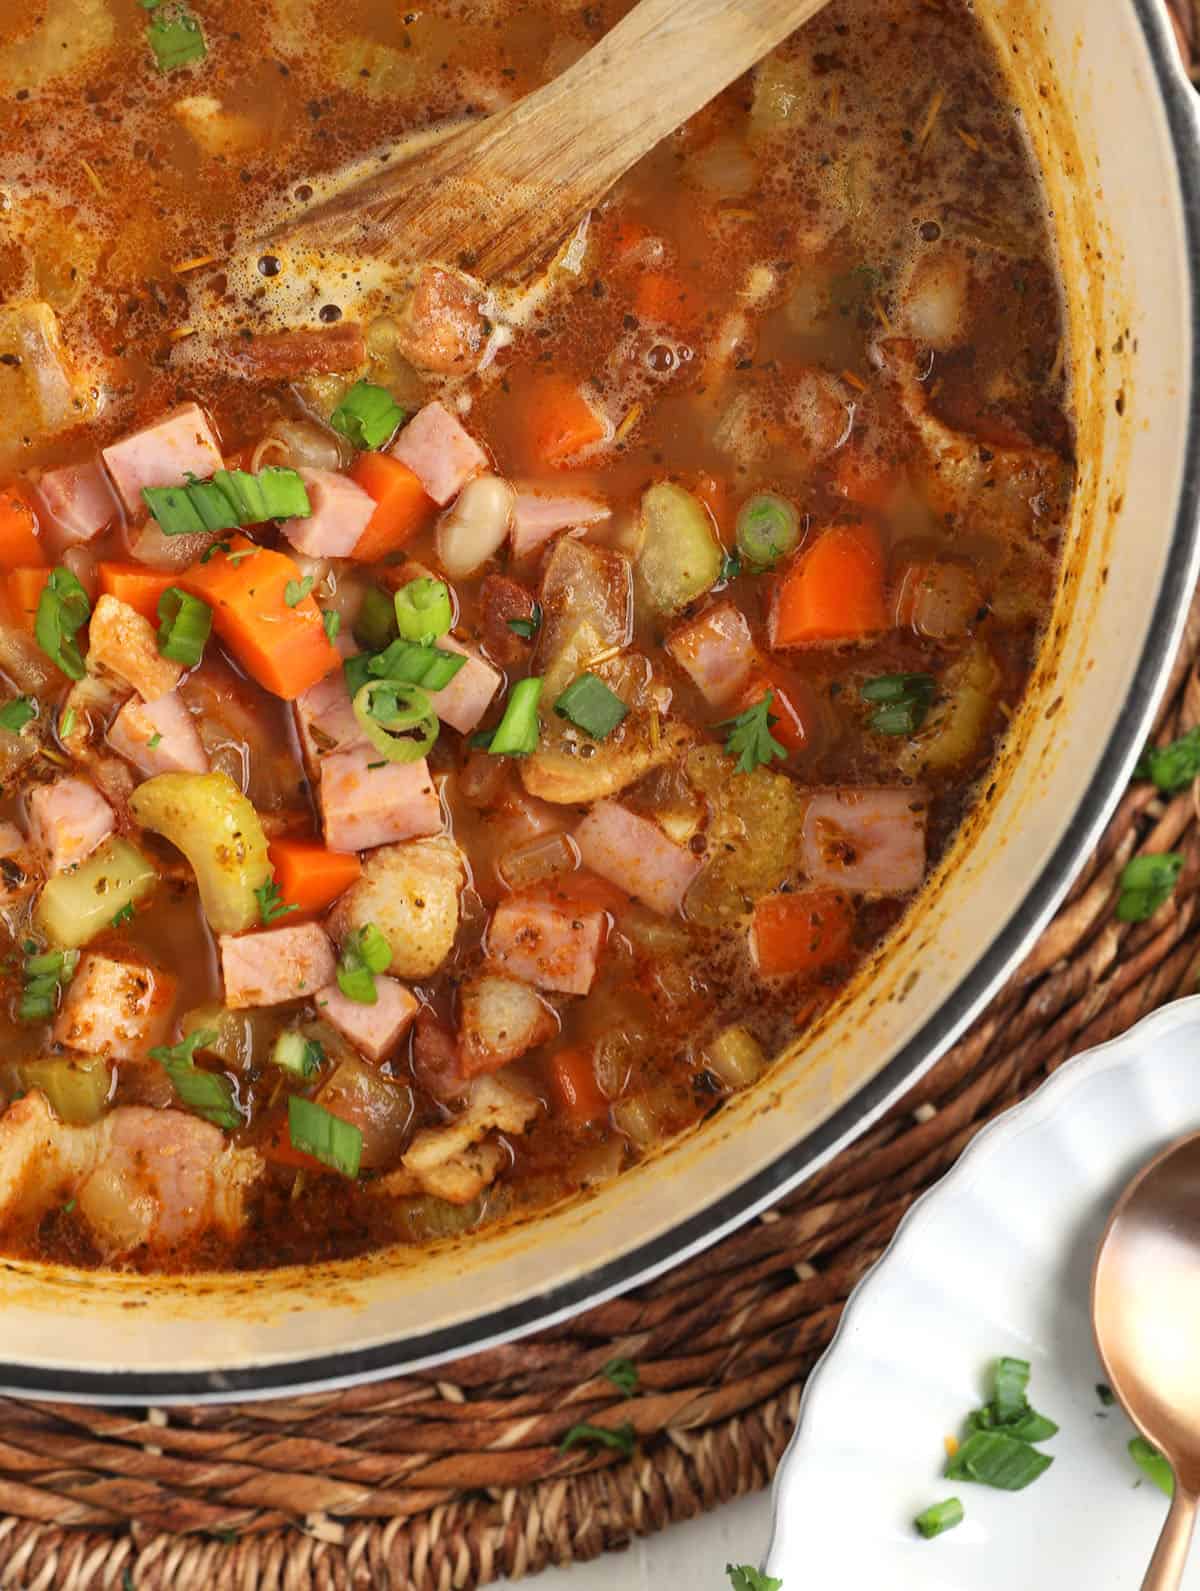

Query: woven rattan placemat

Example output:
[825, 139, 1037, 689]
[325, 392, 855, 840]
[3, 12, 1200, 1586]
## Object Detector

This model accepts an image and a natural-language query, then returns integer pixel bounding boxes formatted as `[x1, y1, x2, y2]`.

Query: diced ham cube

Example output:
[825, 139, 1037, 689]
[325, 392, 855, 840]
[27, 776, 115, 874]
[390, 401, 488, 506]
[219, 921, 337, 1009]
[36, 460, 118, 548]
[108, 692, 209, 777]
[294, 664, 363, 767]
[429, 636, 502, 735]
[319, 749, 442, 853]
[317, 975, 419, 1063]
[101, 402, 224, 518]
[283, 469, 376, 559]
[54, 953, 176, 1060]
[487, 889, 606, 995]
[459, 973, 558, 1077]
[574, 800, 702, 916]
[666, 601, 758, 707]
[801, 788, 928, 894]
[86, 594, 182, 703]
[510, 487, 610, 561]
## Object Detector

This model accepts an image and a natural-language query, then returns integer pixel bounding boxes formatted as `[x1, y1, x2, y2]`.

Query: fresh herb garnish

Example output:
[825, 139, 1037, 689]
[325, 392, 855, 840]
[200, 539, 231, 564]
[602, 1358, 639, 1395]
[147, 3, 207, 71]
[726, 1567, 782, 1591]
[1117, 853, 1184, 922]
[150, 1029, 242, 1130]
[394, 577, 453, 644]
[284, 576, 315, 609]
[1135, 727, 1200, 794]
[720, 550, 743, 582]
[111, 902, 136, 928]
[18, 946, 77, 1023]
[288, 1095, 363, 1177]
[939, 1356, 1057, 1493]
[255, 877, 298, 927]
[913, 1498, 964, 1540]
[1130, 1436, 1174, 1496]
[35, 567, 90, 681]
[59, 706, 76, 739]
[481, 676, 543, 757]
[272, 1030, 324, 1077]
[559, 1421, 636, 1457]
[147, 732, 162, 749]
[330, 381, 405, 450]
[322, 609, 341, 642]
[861, 672, 936, 736]
[142, 466, 309, 535]
[350, 678, 439, 764]
[735, 493, 800, 570]
[719, 691, 787, 774]
[507, 602, 543, 641]
[156, 586, 212, 667]
[336, 922, 391, 1004]
[554, 673, 628, 741]
[0, 697, 37, 735]
[1096, 1383, 1116, 1409]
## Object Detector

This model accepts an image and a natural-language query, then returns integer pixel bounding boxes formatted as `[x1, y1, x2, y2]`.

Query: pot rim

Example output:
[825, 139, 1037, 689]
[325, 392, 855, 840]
[5, 0, 1200, 1405]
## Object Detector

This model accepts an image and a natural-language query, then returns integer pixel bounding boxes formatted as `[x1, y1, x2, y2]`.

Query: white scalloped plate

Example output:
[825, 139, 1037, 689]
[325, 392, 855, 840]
[766, 995, 1200, 1588]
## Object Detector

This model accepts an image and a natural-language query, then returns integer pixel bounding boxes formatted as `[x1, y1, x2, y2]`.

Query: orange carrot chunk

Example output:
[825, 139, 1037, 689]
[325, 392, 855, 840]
[0, 486, 46, 570]
[634, 270, 698, 329]
[750, 889, 854, 979]
[349, 452, 436, 562]
[7, 567, 51, 631]
[97, 563, 175, 626]
[268, 838, 362, 916]
[526, 375, 606, 468]
[769, 523, 887, 648]
[181, 534, 340, 700]
[546, 1047, 609, 1125]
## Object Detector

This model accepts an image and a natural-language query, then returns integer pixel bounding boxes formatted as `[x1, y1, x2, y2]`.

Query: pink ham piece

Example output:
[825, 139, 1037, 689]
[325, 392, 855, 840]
[36, 460, 118, 548]
[390, 401, 488, 505]
[219, 921, 337, 1009]
[574, 800, 702, 916]
[487, 889, 606, 995]
[319, 749, 442, 853]
[295, 664, 362, 765]
[801, 788, 928, 894]
[284, 468, 376, 558]
[54, 953, 176, 1060]
[27, 776, 115, 874]
[108, 692, 209, 778]
[317, 975, 419, 1063]
[509, 487, 610, 561]
[428, 636, 502, 735]
[666, 601, 758, 707]
[101, 402, 224, 518]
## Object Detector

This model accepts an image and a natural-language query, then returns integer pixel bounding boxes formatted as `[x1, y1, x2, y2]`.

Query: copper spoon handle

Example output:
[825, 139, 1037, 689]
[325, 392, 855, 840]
[1142, 1485, 1198, 1590]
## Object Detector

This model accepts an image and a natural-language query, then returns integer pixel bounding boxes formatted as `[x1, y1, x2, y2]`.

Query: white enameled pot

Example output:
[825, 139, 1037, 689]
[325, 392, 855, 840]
[4, 0, 1200, 1402]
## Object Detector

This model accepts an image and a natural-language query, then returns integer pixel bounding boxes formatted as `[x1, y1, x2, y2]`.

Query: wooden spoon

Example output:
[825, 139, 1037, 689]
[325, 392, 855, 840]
[1093, 1130, 1200, 1590]
[273, 0, 833, 279]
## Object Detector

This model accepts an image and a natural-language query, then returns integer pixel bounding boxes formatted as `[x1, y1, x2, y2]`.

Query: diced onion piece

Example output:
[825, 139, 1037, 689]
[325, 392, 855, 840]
[436, 474, 514, 579]
[611, 1093, 661, 1148]
[702, 1024, 767, 1088]
[498, 831, 579, 890]
[5, 1055, 110, 1124]
[34, 837, 157, 949]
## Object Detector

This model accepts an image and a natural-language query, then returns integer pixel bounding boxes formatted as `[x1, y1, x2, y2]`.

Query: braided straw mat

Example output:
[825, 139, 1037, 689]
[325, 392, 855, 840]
[4, 13, 1200, 1587]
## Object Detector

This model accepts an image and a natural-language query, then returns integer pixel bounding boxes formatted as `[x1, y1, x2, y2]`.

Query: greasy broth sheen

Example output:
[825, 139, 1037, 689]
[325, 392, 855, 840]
[0, 0, 1072, 1269]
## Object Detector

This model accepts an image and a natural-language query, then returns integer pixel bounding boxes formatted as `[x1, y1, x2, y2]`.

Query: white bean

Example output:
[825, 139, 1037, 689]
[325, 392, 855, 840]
[435, 474, 514, 579]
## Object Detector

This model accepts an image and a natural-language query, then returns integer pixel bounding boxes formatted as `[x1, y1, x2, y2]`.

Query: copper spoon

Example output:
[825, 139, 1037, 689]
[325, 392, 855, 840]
[1094, 1130, 1200, 1590]
[272, 0, 834, 279]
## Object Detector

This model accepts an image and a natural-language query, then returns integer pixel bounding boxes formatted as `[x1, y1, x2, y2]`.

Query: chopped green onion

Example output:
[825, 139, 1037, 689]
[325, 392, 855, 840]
[559, 1421, 636, 1457]
[322, 609, 341, 643]
[271, 1030, 323, 1077]
[1117, 853, 1184, 922]
[200, 539, 232, 564]
[507, 602, 543, 641]
[288, 1095, 363, 1177]
[142, 467, 310, 535]
[156, 586, 212, 667]
[861, 672, 936, 736]
[354, 586, 399, 652]
[111, 902, 136, 929]
[1130, 1436, 1174, 1497]
[484, 677, 543, 757]
[719, 691, 787, 774]
[59, 706, 76, 739]
[351, 679, 438, 764]
[150, 1029, 243, 1130]
[35, 568, 90, 681]
[0, 697, 37, 735]
[735, 493, 800, 569]
[147, 3, 207, 71]
[944, 1429, 1053, 1491]
[254, 877, 297, 927]
[330, 381, 405, 450]
[284, 576, 315, 609]
[1136, 727, 1200, 795]
[336, 922, 391, 1004]
[602, 1358, 639, 1395]
[554, 673, 628, 741]
[991, 1357, 1031, 1424]
[344, 652, 372, 698]
[725, 1568, 782, 1591]
[18, 946, 77, 1023]
[367, 638, 465, 691]
[913, 1498, 964, 1540]
[147, 732, 162, 749]
[394, 577, 453, 644]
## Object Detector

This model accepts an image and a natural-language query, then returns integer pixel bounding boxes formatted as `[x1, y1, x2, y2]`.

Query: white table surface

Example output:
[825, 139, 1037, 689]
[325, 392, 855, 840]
[527, 1489, 774, 1589]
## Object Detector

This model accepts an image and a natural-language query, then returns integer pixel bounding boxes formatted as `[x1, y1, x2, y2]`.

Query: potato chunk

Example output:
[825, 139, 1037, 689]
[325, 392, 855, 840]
[327, 836, 465, 980]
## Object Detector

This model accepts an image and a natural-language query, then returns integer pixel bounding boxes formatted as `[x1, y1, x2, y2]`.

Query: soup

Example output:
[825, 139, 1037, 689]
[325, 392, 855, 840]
[0, 0, 1072, 1270]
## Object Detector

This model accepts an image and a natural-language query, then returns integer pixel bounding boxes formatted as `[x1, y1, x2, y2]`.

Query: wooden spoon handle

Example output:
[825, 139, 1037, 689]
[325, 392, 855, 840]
[1141, 1485, 1198, 1591]
[278, 0, 830, 277]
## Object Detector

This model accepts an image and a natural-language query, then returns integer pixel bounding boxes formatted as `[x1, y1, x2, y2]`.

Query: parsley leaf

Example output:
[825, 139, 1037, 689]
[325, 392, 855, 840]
[559, 1421, 636, 1457]
[323, 609, 341, 642]
[255, 877, 298, 927]
[861, 672, 936, 736]
[507, 602, 543, 641]
[111, 902, 136, 928]
[726, 1567, 782, 1591]
[719, 691, 787, 775]
[284, 576, 315, 608]
[602, 1358, 639, 1395]
[720, 550, 742, 582]
[150, 1029, 242, 1130]
[1136, 727, 1200, 794]
[0, 697, 37, 735]
[1116, 852, 1184, 922]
